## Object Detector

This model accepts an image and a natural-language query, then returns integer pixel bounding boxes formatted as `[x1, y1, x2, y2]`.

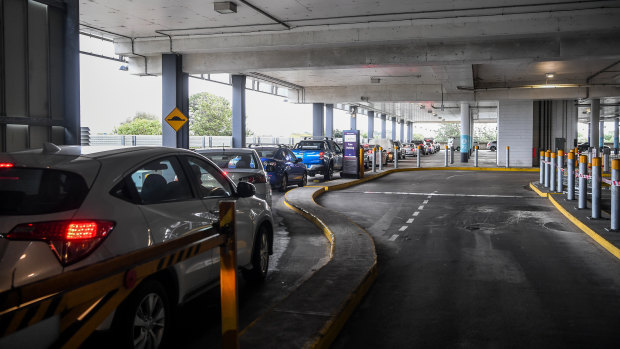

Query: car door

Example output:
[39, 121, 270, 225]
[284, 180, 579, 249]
[286, 149, 305, 182]
[330, 141, 344, 169]
[127, 156, 217, 295]
[182, 155, 254, 267]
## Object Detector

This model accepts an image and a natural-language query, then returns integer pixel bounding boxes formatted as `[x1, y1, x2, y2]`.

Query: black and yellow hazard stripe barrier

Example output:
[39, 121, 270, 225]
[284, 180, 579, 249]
[0, 202, 238, 349]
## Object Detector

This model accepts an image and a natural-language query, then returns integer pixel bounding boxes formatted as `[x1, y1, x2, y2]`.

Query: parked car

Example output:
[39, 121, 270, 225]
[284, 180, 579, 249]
[364, 142, 388, 166]
[251, 145, 307, 191]
[195, 148, 271, 207]
[487, 140, 497, 151]
[412, 140, 428, 155]
[392, 141, 407, 160]
[403, 143, 417, 157]
[0, 145, 274, 348]
[367, 139, 392, 164]
[292, 138, 343, 179]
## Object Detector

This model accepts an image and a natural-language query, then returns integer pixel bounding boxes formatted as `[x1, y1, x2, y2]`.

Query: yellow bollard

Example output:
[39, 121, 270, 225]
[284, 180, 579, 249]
[219, 201, 238, 349]
[359, 148, 364, 178]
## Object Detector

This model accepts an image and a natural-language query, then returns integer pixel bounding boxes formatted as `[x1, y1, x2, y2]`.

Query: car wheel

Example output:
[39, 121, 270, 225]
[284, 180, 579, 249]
[114, 279, 170, 349]
[324, 163, 333, 181]
[298, 172, 307, 187]
[456, 146, 460, 151]
[243, 225, 270, 283]
[490, 146, 496, 151]
[279, 174, 288, 192]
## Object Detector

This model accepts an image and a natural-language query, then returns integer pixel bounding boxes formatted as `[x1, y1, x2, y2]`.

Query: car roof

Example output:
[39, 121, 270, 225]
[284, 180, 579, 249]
[195, 148, 257, 154]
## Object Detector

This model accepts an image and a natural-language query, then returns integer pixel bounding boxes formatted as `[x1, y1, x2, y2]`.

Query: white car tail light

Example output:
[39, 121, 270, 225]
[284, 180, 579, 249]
[6, 220, 115, 266]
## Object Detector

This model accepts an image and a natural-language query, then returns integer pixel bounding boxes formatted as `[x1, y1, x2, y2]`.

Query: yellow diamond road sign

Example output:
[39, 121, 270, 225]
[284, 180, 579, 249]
[165, 107, 188, 132]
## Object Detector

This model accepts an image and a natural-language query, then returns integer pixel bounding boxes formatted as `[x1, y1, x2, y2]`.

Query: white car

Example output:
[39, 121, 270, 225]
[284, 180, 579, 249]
[196, 148, 272, 207]
[0, 145, 274, 348]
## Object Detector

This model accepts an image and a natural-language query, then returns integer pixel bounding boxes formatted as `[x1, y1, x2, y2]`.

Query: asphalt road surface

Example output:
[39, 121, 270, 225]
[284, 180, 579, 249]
[320, 171, 620, 348]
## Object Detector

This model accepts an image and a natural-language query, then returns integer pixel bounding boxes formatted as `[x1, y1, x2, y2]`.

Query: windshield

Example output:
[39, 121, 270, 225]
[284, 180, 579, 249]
[0, 168, 88, 215]
[202, 152, 257, 169]
[295, 141, 325, 150]
[254, 149, 277, 158]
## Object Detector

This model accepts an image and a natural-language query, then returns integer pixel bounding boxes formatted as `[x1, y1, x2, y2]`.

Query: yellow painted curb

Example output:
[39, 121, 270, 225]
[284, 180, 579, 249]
[547, 193, 620, 261]
[529, 182, 548, 198]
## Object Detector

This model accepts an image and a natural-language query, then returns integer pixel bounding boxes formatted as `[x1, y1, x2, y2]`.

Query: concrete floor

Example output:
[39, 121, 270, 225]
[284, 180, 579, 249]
[320, 171, 620, 348]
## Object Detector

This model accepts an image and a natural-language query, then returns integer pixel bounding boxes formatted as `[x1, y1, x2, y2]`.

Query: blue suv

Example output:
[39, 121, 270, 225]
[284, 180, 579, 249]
[251, 146, 308, 192]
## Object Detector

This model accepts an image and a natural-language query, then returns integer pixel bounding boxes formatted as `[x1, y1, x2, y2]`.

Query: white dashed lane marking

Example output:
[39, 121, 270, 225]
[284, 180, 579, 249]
[389, 234, 399, 241]
[399, 226, 408, 232]
[423, 200, 429, 204]
[413, 212, 419, 216]
[406, 218, 414, 223]
[418, 205, 425, 210]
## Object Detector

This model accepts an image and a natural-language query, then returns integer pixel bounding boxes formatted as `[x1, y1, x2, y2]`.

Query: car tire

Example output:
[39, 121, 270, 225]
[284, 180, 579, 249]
[114, 279, 170, 349]
[243, 225, 270, 283]
[324, 163, 333, 181]
[456, 146, 460, 151]
[298, 172, 307, 187]
[490, 146, 496, 151]
[279, 174, 288, 192]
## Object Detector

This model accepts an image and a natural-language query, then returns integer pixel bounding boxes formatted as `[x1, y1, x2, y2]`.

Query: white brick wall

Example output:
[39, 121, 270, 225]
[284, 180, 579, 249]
[498, 101, 534, 167]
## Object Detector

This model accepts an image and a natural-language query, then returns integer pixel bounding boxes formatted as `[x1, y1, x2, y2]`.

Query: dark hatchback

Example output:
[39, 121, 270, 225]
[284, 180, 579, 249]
[251, 146, 307, 192]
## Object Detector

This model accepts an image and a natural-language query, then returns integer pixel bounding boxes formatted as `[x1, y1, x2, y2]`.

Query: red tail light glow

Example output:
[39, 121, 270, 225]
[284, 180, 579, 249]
[243, 174, 267, 184]
[319, 152, 325, 160]
[6, 220, 115, 265]
[0, 163, 14, 168]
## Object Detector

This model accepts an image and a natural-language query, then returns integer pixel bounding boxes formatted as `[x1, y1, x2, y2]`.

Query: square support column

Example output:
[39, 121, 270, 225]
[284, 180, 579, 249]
[367, 111, 375, 139]
[325, 104, 333, 138]
[162, 54, 189, 148]
[614, 117, 619, 154]
[313, 103, 325, 138]
[599, 120, 605, 149]
[64, 0, 80, 145]
[460, 103, 470, 162]
[498, 100, 534, 167]
[381, 114, 387, 138]
[591, 98, 600, 151]
[399, 120, 404, 142]
[231, 75, 246, 148]
[391, 117, 396, 140]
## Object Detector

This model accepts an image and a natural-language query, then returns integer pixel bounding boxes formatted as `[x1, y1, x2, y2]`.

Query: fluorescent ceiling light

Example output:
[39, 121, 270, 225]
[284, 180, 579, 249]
[214, 2, 237, 14]
[545, 72, 555, 78]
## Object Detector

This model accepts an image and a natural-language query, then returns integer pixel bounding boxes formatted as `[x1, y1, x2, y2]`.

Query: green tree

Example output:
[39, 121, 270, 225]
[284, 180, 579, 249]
[114, 112, 162, 135]
[474, 124, 497, 143]
[435, 124, 460, 142]
[333, 129, 343, 138]
[189, 92, 233, 136]
[412, 133, 425, 140]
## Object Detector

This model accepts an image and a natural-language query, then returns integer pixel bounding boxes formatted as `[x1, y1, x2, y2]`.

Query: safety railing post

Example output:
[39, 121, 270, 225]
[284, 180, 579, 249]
[372, 147, 376, 173]
[550, 152, 556, 191]
[592, 157, 602, 219]
[379, 147, 383, 171]
[474, 146, 479, 167]
[544, 150, 551, 188]
[505, 146, 510, 168]
[611, 160, 620, 231]
[567, 151, 575, 200]
[444, 145, 448, 167]
[604, 148, 610, 173]
[394, 146, 398, 169]
[557, 150, 564, 193]
[578, 155, 588, 209]
[450, 146, 454, 164]
[540, 151, 545, 185]
[219, 201, 239, 349]
[417, 146, 421, 168]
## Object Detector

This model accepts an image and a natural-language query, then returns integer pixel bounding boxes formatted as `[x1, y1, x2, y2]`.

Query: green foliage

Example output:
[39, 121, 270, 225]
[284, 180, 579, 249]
[189, 92, 233, 136]
[412, 133, 425, 140]
[114, 112, 162, 135]
[474, 124, 497, 143]
[333, 129, 343, 138]
[434, 124, 460, 142]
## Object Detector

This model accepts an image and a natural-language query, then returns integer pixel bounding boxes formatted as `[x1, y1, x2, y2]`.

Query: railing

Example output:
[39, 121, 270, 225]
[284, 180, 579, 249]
[87, 135, 306, 148]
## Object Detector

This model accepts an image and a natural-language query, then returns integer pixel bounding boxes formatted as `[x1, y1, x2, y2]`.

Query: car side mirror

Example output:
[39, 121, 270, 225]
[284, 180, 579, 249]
[237, 181, 256, 198]
[294, 158, 302, 163]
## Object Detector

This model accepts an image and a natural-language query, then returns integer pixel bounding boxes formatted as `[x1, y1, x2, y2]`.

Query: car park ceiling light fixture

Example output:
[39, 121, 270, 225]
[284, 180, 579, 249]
[214, 1, 237, 14]
[545, 72, 555, 78]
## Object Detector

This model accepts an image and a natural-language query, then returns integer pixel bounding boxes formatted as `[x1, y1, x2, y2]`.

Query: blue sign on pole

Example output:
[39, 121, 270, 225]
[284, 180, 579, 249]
[343, 130, 360, 178]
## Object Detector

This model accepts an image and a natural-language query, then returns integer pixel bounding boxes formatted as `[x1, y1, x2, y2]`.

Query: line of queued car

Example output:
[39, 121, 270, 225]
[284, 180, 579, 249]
[0, 144, 276, 348]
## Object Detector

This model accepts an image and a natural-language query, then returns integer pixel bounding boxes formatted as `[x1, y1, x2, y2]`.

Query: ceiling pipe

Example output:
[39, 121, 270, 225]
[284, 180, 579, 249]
[238, 0, 291, 29]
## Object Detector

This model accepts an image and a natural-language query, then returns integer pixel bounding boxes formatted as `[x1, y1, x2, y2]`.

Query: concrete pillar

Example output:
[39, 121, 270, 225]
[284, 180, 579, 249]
[460, 103, 470, 162]
[391, 117, 397, 140]
[231, 75, 246, 148]
[615, 118, 619, 154]
[381, 114, 387, 138]
[313, 103, 325, 138]
[400, 120, 405, 142]
[590, 98, 600, 151]
[600, 120, 605, 149]
[325, 104, 333, 138]
[162, 54, 189, 148]
[350, 113, 357, 130]
[64, 0, 81, 145]
[367, 111, 375, 139]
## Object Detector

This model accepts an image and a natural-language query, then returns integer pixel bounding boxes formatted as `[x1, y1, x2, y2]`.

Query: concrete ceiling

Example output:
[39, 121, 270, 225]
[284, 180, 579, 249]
[79, 0, 620, 122]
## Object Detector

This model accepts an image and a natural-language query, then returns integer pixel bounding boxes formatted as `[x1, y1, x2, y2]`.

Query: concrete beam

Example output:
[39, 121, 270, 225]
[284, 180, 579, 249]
[295, 84, 620, 104]
[115, 8, 620, 57]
